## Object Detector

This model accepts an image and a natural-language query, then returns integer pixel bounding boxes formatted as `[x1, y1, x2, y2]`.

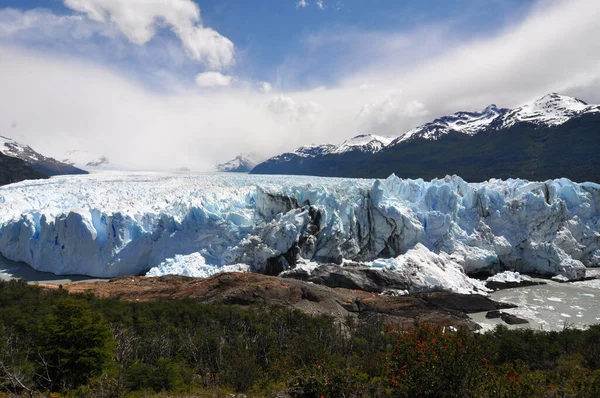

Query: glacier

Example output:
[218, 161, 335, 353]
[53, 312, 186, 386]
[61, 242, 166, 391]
[0, 171, 599, 293]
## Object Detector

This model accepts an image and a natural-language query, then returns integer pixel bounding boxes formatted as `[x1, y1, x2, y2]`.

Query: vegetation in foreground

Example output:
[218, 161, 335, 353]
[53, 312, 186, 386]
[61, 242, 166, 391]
[0, 279, 599, 397]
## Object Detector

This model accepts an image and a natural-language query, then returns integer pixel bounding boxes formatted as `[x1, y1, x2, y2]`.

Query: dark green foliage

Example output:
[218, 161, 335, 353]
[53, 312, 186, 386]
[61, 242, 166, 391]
[37, 298, 114, 390]
[1, 279, 600, 397]
[251, 114, 600, 183]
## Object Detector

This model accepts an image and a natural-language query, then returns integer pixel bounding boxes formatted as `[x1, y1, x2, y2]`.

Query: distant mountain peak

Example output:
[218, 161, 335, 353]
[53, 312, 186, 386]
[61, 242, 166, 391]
[501, 93, 594, 128]
[61, 150, 111, 170]
[397, 103, 510, 143]
[0, 135, 87, 184]
[216, 152, 262, 173]
[331, 134, 393, 154]
[396, 93, 598, 144]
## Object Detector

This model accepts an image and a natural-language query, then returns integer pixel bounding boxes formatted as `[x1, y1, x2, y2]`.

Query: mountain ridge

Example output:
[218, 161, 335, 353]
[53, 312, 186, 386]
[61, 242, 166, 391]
[251, 94, 600, 182]
[0, 135, 88, 186]
[215, 153, 262, 173]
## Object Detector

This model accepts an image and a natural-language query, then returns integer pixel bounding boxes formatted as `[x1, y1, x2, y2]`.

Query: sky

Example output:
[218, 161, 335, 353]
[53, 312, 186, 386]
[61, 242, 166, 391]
[1, 0, 599, 170]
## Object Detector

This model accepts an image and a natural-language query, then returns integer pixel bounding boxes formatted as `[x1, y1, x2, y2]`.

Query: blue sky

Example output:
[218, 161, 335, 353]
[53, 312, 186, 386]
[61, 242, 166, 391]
[1, 0, 536, 89]
[0, 0, 599, 170]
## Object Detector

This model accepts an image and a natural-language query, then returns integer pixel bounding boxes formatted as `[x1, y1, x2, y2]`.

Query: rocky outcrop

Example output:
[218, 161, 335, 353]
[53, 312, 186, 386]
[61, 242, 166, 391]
[485, 310, 529, 325]
[41, 273, 513, 331]
[281, 263, 413, 293]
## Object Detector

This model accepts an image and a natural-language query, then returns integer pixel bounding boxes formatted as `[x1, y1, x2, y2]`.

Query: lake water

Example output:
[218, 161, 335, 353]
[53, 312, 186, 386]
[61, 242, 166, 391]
[470, 270, 600, 332]
[0, 255, 106, 284]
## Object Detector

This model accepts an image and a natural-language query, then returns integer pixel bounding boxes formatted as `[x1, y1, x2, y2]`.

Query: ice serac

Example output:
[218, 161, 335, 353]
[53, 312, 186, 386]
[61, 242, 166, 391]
[0, 172, 598, 289]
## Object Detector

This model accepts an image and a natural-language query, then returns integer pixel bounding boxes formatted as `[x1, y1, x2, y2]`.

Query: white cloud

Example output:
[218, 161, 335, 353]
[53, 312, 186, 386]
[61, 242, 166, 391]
[342, 0, 600, 115]
[357, 95, 429, 135]
[296, 0, 308, 8]
[195, 71, 233, 88]
[0, 45, 327, 170]
[267, 95, 321, 124]
[0, 8, 110, 40]
[315, 0, 325, 10]
[259, 81, 273, 93]
[2, 0, 600, 170]
[63, 0, 234, 69]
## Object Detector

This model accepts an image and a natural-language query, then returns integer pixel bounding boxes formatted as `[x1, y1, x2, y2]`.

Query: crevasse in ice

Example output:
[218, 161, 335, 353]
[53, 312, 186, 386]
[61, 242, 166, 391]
[1, 172, 598, 291]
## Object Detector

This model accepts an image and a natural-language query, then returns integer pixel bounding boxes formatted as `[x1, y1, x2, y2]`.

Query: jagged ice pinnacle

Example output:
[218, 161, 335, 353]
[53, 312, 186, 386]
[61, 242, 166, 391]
[0, 172, 599, 293]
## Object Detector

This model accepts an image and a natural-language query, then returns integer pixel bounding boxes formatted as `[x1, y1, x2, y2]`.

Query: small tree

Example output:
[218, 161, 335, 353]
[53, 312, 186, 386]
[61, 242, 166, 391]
[36, 298, 114, 391]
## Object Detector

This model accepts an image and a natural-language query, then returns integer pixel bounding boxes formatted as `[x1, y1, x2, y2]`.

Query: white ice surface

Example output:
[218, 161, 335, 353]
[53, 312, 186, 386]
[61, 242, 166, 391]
[1, 172, 599, 293]
[146, 252, 250, 278]
[486, 271, 532, 284]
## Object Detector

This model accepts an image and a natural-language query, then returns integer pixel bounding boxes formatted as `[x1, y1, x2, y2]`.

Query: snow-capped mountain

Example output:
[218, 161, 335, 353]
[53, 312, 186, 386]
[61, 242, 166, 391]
[499, 93, 600, 128]
[61, 150, 110, 170]
[331, 134, 393, 154]
[216, 153, 262, 173]
[1, 135, 49, 163]
[259, 134, 392, 167]
[396, 93, 600, 144]
[396, 104, 508, 143]
[252, 94, 600, 182]
[0, 135, 87, 185]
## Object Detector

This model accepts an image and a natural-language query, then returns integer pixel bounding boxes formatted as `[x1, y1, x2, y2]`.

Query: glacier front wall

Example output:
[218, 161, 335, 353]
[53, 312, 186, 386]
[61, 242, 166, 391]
[0, 173, 599, 282]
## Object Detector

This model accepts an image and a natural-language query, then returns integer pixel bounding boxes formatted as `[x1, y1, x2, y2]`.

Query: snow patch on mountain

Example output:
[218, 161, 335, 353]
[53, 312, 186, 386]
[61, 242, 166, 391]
[268, 134, 393, 164]
[500, 93, 595, 128]
[397, 104, 508, 143]
[1, 135, 41, 162]
[331, 134, 393, 154]
[0, 135, 87, 177]
[396, 93, 600, 144]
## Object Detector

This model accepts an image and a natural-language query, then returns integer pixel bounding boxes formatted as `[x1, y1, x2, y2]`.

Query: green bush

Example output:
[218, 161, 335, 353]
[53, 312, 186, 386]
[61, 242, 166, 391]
[1, 280, 600, 397]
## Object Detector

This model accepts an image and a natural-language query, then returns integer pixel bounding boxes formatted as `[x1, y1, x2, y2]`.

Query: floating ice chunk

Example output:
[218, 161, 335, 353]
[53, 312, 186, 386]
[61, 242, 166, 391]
[147, 252, 249, 278]
[486, 271, 532, 284]
[547, 297, 563, 302]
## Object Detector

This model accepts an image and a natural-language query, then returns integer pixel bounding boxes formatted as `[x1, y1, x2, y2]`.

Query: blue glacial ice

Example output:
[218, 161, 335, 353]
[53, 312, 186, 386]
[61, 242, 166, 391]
[0, 172, 599, 293]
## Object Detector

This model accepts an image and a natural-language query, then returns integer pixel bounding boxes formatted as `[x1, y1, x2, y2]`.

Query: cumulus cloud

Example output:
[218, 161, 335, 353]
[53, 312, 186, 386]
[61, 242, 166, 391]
[316, 0, 325, 10]
[195, 71, 233, 88]
[63, 0, 234, 69]
[296, 0, 308, 8]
